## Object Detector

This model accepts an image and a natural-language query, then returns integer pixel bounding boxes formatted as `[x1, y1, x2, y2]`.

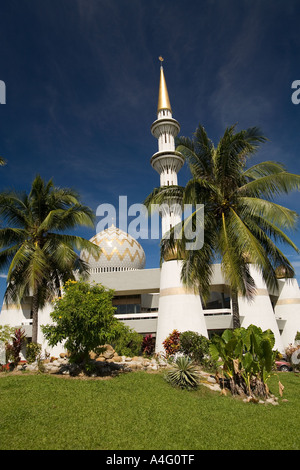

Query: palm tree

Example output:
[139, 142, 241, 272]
[145, 124, 300, 328]
[0, 175, 100, 343]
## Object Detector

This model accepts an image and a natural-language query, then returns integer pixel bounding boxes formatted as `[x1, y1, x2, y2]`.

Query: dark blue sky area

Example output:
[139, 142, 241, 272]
[1, 0, 300, 301]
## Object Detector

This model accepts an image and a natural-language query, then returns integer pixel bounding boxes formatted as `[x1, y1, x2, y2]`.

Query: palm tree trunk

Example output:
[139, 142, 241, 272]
[31, 291, 39, 343]
[231, 288, 241, 329]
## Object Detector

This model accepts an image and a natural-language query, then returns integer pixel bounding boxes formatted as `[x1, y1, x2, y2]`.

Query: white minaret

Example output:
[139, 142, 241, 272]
[151, 58, 208, 353]
[150, 58, 184, 236]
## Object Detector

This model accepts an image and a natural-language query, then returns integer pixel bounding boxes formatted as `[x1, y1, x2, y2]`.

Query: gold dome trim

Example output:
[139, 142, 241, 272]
[98, 247, 145, 263]
[81, 247, 145, 264]
[91, 234, 143, 248]
[81, 225, 145, 269]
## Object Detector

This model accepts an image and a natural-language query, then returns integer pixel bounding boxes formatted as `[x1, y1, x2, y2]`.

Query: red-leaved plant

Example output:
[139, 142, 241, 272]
[163, 330, 181, 357]
[9, 328, 26, 367]
[142, 334, 155, 356]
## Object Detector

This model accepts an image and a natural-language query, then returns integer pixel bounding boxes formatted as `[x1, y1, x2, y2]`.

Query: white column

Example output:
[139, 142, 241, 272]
[274, 278, 300, 348]
[155, 260, 208, 353]
[238, 265, 284, 352]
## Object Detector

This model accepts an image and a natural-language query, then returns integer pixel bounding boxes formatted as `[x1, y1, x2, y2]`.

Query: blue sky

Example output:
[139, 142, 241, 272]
[1, 0, 300, 302]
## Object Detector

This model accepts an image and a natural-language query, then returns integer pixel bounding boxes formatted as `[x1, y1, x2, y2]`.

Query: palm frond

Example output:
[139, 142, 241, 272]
[144, 186, 184, 213]
[0, 193, 29, 227]
[45, 233, 101, 256]
[214, 126, 267, 194]
[238, 172, 300, 199]
[0, 228, 27, 248]
[182, 178, 220, 207]
[176, 125, 214, 177]
[0, 244, 22, 272]
[243, 161, 287, 179]
[239, 197, 299, 230]
[245, 214, 299, 256]
[38, 205, 95, 232]
[218, 212, 257, 298]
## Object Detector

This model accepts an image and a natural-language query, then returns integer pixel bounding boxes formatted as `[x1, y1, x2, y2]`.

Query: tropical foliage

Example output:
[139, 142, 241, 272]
[111, 321, 143, 357]
[165, 355, 199, 390]
[209, 325, 276, 398]
[142, 334, 155, 356]
[162, 329, 216, 370]
[0, 175, 100, 343]
[0, 324, 14, 344]
[145, 124, 300, 327]
[41, 280, 118, 363]
[26, 342, 42, 364]
[179, 330, 211, 365]
[5, 328, 26, 367]
[162, 329, 181, 356]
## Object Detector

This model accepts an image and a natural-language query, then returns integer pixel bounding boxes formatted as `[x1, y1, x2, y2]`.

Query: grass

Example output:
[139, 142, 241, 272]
[0, 370, 299, 450]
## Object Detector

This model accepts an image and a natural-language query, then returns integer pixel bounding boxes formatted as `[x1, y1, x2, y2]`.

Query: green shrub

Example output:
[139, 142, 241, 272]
[5, 343, 14, 363]
[42, 280, 119, 363]
[112, 322, 143, 357]
[26, 342, 42, 364]
[165, 355, 199, 390]
[0, 325, 15, 344]
[179, 331, 210, 363]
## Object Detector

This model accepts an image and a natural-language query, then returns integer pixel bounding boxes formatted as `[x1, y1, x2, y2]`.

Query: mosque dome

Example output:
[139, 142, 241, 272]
[81, 224, 146, 273]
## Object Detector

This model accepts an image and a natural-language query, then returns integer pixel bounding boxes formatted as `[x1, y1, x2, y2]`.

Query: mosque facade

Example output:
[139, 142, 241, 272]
[1, 64, 300, 356]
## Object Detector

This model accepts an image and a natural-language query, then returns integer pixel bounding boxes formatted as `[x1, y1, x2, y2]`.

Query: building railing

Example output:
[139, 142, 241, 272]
[115, 313, 158, 321]
[203, 308, 232, 316]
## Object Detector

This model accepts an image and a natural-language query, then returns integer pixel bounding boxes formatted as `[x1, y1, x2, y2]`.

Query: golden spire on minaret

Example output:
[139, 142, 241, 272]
[157, 57, 172, 113]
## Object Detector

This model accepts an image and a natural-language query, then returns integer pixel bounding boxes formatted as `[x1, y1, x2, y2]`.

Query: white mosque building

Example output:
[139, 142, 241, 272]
[1, 63, 300, 356]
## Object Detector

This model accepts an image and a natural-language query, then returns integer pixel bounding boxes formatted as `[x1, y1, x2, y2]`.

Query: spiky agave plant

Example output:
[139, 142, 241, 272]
[165, 355, 199, 390]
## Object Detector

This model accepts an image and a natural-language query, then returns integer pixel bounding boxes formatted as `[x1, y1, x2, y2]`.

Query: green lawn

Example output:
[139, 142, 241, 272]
[0, 370, 299, 450]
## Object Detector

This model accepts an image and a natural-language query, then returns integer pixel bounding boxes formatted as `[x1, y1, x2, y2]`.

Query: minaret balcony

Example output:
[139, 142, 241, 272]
[151, 118, 180, 139]
[150, 150, 184, 174]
